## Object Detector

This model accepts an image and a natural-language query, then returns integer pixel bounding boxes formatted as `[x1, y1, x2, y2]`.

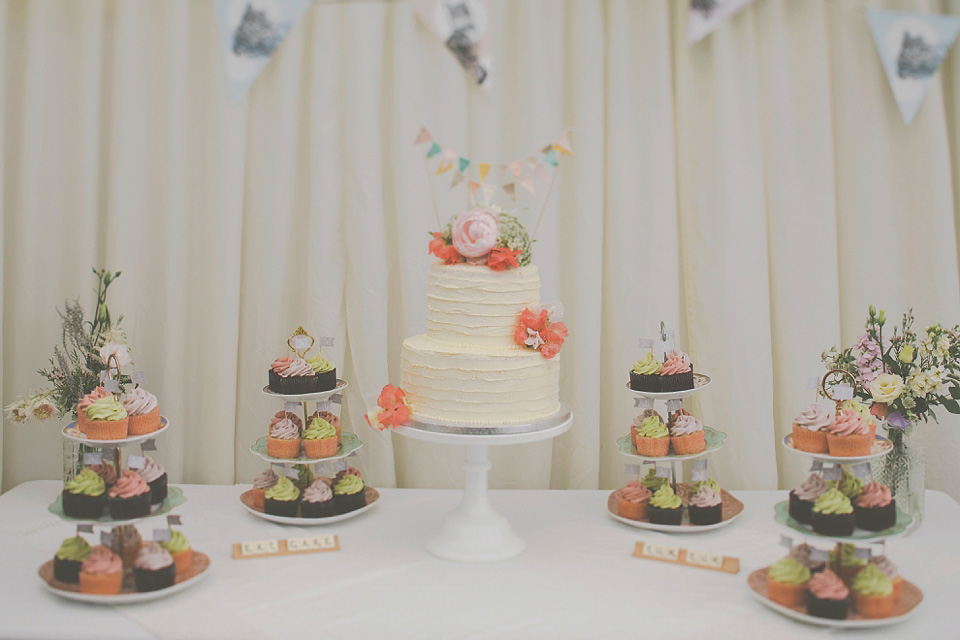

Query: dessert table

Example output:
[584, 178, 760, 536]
[1, 481, 958, 639]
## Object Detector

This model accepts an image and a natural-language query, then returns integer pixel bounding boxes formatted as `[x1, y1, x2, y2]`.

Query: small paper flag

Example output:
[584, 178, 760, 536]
[131, 371, 146, 384]
[541, 144, 553, 154]
[76, 523, 94, 534]
[413, 127, 432, 145]
[167, 514, 182, 526]
[496, 165, 508, 184]
[141, 438, 157, 452]
[691, 470, 708, 482]
[450, 172, 465, 189]
[478, 163, 491, 182]
[553, 132, 573, 155]
[481, 184, 496, 205]
[519, 176, 535, 195]
[458, 157, 470, 172]
[532, 164, 552, 184]
[426, 143, 441, 159]
[508, 160, 524, 177]
[780, 534, 793, 549]
[543, 149, 558, 166]
[436, 161, 452, 175]
[442, 149, 457, 163]
[502, 183, 516, 199]
[467, 180, 481, 195]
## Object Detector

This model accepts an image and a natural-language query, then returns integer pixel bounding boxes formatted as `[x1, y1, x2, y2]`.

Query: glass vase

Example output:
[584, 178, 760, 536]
[874, 422, 924, 532]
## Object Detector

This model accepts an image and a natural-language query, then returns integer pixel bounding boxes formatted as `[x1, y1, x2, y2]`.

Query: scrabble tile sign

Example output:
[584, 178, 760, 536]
[633, 541, 739, 574]
[232, 535, 340, 560]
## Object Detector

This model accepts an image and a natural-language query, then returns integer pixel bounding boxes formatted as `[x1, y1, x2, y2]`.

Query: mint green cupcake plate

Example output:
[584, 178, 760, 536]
[49, 486, 186, 526]
[250, 431, 363, 464]
[773, 500, 912, 541]
[617, 426, 726, 461]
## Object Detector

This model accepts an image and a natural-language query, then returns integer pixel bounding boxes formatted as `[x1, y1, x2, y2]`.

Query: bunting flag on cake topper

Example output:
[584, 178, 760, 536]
[413, 127, 433, 145]
[478, 163, 491, 182]
[686, 0, 756, 46]
[450, 172, 465, 189]
[867, 9, 960, 125]
[502, 183, 516, 199]
[214, 0, 312, 103]
[481, 184, 497, 206]
[409, 0, 492, 87]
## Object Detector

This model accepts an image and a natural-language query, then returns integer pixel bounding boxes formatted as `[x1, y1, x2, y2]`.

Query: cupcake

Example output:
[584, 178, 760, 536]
[634, 412, 670, 457]
[84, 395, 129, 441]
[132, 542, 176, 592]
[135, 457, 168, 505]
[630, 409, 660, 450]
[836, 467, 863, 501]
[108, 525, 142, 567]
[670, 413, 705, 455]
[805, 569, 850, 619]
[301, 478, 336, 518]
[62, 469, 106, 519]
[842, 399, 878, 440]
[295, 464, 315, 491]
[688, 484, 722, 525]
[826, 409, 872, 457]
[267, 415, 302, 459]
[122, 387, 161, 436]
[789, 543, 827, 574]
[107, 470, 153, 520]
[305, 353, 337, 392]
[689, 477, 721, 495]
[302, 415, 338, 459]
[158, 530, 192, 575]
[851, 563, 895, 618]
[811, 487, 855, 537]
[766, 557, 810, 607]
[251, 468, 278, 510]
[310, 410, 341, 443]
[789, 474, 829, 525]
[659, 350, 694, 392]
[869, 555, 903, 601]
[332, 472, 366, 514]
[791, 403, 832, 453]
[53, 535, 92, 584]
[263, 475, 300, 517]
[76, 387, 110, 434]
[78, 546, 123, 595]
[268, 357, 319, 395]
[335, 466, 362, 481]
[616, 480, 652, 521]
[641, 468, 670, 493]
[854, 481, 896, 532]
[629, 351, 662, 392]
[667, 407, 692, 430]
[270, 410, 303, 431]
[831, 543, 867, 583]
[647, 484, 683, 525]
[87, 462, 117, 490]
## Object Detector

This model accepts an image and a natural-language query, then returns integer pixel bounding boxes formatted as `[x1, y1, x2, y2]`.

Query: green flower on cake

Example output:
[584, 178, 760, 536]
[497, 213, 532, 267]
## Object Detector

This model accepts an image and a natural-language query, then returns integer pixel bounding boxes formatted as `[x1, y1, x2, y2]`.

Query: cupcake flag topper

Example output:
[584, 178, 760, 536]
[83, 452, 103, 465]
[809, 460, 824, 472]
[692, 459, 708, 482]
[140, 438, 157, 452]
[100, 531, 113, 546]
[820, 369, 857, 416]
[634, 397, 654, 409]
[284, 466, 300, 480]
[852, 546, 872, 560]
[623, 463, 642, 474]
[288, 326, 315, 359]
[821, 465, 843, 482]
[852, 462, 873, 478]
[76, 523, 93, 535]
[809, 548, 830, 563]
[126, 454, 146, 470]
[655, 464, 672, 479]
[167, 515, 181, 526]
[153, 529, 171, 542]
[131, 370, 146, 385]
[779, 534, 793, 549]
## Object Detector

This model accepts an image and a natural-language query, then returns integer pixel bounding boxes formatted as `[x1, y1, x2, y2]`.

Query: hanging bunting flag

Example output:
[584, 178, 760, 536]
[436, 161, 453, 175]
[543, 149, 558, 167]
[477, 163, 491, 182]
[468, 180, 481, 195]
[413, 127, 433, 145]
[496, 165, 508, 184]
[458, 157, 470, 172]
[450, 172, 465, 188]
[686, 0, 756, 46]
[541, 144, 553, 154]
[532, 164, 552, 184]
[553, 132, 573, 155]
[508, 160, 524, 177]
[214, 0, 312, 103]
[442, 149, 458, 164]
[867, 10, 960, 125]
[426, 142, 442, 158]
[519, 176, 535, 195]
[409, 0, 493, 87]
[481, 184, 496, 205]
[502, 183, 516, 199]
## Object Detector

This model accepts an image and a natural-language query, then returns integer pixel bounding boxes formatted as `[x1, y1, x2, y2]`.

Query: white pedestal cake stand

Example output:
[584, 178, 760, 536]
[395, 405, 573, 563]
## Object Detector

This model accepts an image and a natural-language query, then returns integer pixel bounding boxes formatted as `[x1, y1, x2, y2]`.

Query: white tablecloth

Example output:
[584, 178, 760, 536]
[1, 481, 959, 639]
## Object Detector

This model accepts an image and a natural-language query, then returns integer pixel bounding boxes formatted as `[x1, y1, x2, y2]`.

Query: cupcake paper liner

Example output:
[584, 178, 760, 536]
[264, 497, 300, 518]
[333, 490, 366, 515]
[688, 502, 722, 525]
[854, 501, 897, 532]
[766, 578, 807, 607]
[616, 495, 648, 521]
[629, 371, 661, 392]
[107, 491, 152, 520]
[805, 592, 849, 619]
[852, 591, 896, 618]
[52, 557, 83, 584]
[171, 549, 192, 575]
[61, 491, 106, 520]
[300, 500, 337, 518]
[127, 406, 162, 436]
[811, 511, 855, 537]
[791, 424, 829, 453]
[266, 437, 302, 459]
[659, 369, 695, 392]
[635, 436, 670, 457]
[133, 563, 176, 592]
[78, 570, 123, 595]
[303, 437, 338, 459]
[268, 369, 320, 395]
[85, 417, 130, 441]
[826, 433, 873, 457]
[147, 474, 168, 505]
[671, 431, 706, 455]
[788, 491, 815, 525]
[647, 504, 683, 525]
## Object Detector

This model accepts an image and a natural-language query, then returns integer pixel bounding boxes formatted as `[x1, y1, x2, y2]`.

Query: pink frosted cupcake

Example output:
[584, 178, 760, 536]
[77, 387, 110, 434]
[670, 413, 705, 455]
[826, 409, 872, 457]
[791, 403, 832, 453]
[123, 388, 161, 435]
[617, 481, 652, 520]
[658, 350, 694, 391]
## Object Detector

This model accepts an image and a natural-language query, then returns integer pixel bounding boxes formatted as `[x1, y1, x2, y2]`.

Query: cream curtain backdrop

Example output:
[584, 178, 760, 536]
[2, 0, 960, 500]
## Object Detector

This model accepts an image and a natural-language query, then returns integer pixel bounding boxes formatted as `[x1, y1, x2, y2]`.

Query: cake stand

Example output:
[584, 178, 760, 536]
[395, 405, 573, 562]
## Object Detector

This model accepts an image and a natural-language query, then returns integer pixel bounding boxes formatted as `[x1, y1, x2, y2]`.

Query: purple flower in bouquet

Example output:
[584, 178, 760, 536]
[886, 410, 911, 430]
[854, 334, 883, 387]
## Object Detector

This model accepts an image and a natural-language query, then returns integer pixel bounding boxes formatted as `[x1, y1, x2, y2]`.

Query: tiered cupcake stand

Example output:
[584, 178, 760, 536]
[397, 405, 573, 562]
[41, 413, 209, 603]
[750, 371, 922, 628]
[238, 380, 381, 525]
[609, 372, 745, 531]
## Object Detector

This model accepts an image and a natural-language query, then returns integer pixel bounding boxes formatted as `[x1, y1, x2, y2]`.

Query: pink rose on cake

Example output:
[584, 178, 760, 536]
[451, 208, 499, 258]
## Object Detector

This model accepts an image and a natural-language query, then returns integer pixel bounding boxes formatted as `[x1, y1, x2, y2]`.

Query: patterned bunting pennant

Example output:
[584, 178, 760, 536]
[478, 163, 491, 182]
[436, 161, 452, 175]
[426, 142, 441, 159]
[496, 165, 508, 184]
[413, 127, 432, 145]
[458, 157, 470, 172]
[450, 172, 465, 189]
[552, 132, 573, 155]
[481, 184, 496, 205]
[686, 0, 756, 46]
[502, 183, 516, 199]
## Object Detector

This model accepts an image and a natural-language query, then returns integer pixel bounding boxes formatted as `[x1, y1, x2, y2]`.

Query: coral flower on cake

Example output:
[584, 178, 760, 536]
[487, 246, 521, 271]
[428, 232, 463, 265]
[515, 308, 568, 358]
[365, 384, 411, 430]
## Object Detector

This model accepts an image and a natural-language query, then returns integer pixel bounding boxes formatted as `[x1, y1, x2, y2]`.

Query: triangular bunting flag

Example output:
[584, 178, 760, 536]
[541, 144, 553, 154]
[413, 127, 432, 145]
[686, 0, 756, 46]
[458, 157, 470, 172]
[543, 149, 558, 167]
[481, 184, 496, 205]
[867, 10, 960, 125]
[468, 180, 481, 195]
[214, 0, 313, 103]
[519, 176, 535, 194]
[477, 163, 491, 183]
[553, 132, 573, 155]
[496, 165, 508, 184]
[426, 142, 441, 159]
[443, 149, 458, 164]
[436, 161, 452, 175]
[532, 164, 552, 184]
[450, 172, 465, 188]
[508, 160, 524, 177]
[502, 183, 516, 199]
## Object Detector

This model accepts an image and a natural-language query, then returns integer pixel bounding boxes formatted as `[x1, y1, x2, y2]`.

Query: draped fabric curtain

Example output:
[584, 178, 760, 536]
[2, 0, 959, 501]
